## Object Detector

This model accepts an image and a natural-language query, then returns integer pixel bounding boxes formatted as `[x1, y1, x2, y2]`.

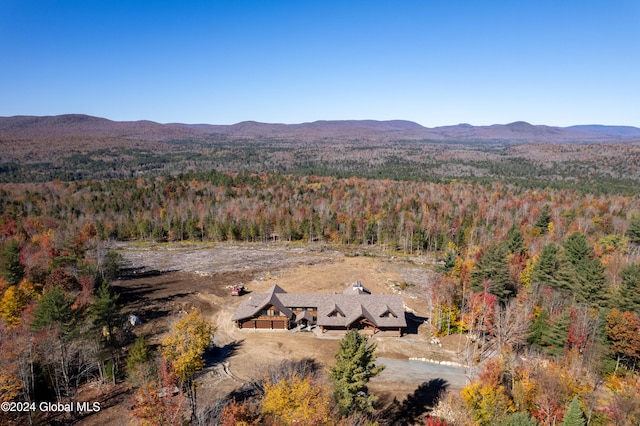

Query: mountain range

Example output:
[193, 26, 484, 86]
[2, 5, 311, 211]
[1, 114, 640, 145]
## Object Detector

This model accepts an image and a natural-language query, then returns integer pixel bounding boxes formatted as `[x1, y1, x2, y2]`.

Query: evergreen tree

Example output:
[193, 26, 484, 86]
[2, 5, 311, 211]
[619, 263, 640, 314]
[126, 335, 155, 388]
[329, 330, 385, 415]
[498, 411, 537, 426]
[532, 244, 560, 288]
[101, 249, 122, 281]
[31, 285, 76, 335]
[626, 214, 640, 245]
[527, 308, 550, 347]
[90, 280, 121, 346]
[471, 243, 513, 303]
[30, 285, 79, 404]
[544, 311, 570, 356]
[534, 205, 551, 233]
[528, 308, 570, 356]
[561, 396, 585, 426]
[440, 249, 457, 274]
[0, 240, 24, 286]
[550, 255, 577, 294]
[574, 259, 608, 308]
[506, 225, 524, 254]
[563, 232, 591, 267]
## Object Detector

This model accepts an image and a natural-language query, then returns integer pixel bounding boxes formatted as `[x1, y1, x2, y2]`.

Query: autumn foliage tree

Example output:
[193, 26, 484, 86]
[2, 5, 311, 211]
[461, 358, 515, 425]
[160, 310, 214, 425]
[130, 356, 185, 426]
[606, 309, 640, 372]
[261, 374, 332, 425]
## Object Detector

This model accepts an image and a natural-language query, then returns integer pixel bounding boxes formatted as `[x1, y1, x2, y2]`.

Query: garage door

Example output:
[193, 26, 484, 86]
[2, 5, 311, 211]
[271, 320, 286, 329]
[255, 320, 271, 329]
[240, 319, 256, 329]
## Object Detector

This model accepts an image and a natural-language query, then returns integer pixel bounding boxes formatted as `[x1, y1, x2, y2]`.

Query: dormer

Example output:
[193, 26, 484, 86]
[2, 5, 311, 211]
[379, 305, 397, 318]
[328, 304, 345, 318]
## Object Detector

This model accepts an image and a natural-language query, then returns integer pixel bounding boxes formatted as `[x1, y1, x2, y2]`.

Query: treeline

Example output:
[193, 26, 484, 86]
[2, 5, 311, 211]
[1, 170, 639, 253]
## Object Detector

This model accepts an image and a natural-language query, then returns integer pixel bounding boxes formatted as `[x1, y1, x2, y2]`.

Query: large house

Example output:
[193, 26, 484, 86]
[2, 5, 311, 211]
[231, 282, 407, 336]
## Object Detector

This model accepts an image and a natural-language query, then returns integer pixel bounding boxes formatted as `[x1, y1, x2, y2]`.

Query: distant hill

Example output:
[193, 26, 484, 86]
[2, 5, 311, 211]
[567, 125, 640, 138]
[0, 114, 203, 140]
[2, 114, 639, 145]
[2, 114, 640, 186]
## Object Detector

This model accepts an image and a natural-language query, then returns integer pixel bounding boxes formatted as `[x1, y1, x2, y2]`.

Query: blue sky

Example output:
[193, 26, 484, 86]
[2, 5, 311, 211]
[1, 1, 639, 127]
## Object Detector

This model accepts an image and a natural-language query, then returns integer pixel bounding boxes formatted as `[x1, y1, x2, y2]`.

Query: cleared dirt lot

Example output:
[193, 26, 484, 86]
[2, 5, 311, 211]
[78, 242, 468, 425]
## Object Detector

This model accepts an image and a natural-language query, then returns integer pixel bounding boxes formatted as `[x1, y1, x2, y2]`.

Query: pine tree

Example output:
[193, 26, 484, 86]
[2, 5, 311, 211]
[0, 240, 24, 286]
[90, 280, 121, 346]
[528, 308, 570, 356]
[101, 249, 122, 281]
[619, 263, 640, 314]
[440, 249, 457, 274]
[126, 335, 155, 388]
[31, 286, 76, 335]
[550, 255, 577, 294]
[561, 396, 585, 426]
[563, 232, 591, 267]
[471, 243, 513, 303]
[532, 244, 560, 288]
[534, 205, 551, 233]
[30, 285, 78, 405]
[626, 214, 640, 245]
[329, 329, 385, 415]
[574, 258, 608, 308]
[506, 225, 524, 254]
[527, 308, 550, 347]
[498, 411, 537, 426]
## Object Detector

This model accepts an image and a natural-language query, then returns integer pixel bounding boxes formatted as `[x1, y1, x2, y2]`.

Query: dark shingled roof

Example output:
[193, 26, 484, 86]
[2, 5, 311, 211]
[231, 285, 292, 321]
[232, 284, 406, 328]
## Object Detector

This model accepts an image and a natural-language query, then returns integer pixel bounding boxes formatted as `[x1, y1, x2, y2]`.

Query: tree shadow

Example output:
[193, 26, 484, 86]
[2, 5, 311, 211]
[380, 378, 449, 426]
[118, 267, 178, 279]
[204, 340, 244, 366]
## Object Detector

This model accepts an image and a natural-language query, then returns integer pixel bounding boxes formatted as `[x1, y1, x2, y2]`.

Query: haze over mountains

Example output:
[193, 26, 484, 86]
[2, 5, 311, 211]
[1, 114, 640, 145]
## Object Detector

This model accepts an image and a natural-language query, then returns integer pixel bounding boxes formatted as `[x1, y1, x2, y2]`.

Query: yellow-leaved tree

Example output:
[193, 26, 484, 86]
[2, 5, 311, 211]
[161, 310, 214, 425]
[261, 374, 332, 426]
[0, 279, 38, 327]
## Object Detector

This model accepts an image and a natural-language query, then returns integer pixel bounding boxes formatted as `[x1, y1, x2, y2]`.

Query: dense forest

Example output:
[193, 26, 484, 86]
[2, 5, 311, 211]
[0, 165, 639, 424]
